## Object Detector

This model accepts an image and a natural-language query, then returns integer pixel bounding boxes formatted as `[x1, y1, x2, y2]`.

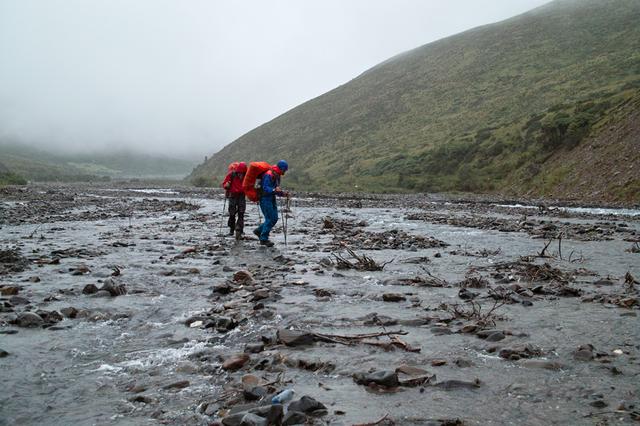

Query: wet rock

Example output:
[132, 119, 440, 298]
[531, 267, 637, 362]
[243, 386, 267, 401]
[129, 395, 154, 404]
[223, 353, 250, 371]
[163, 380, 190, 390]
[128, 384, 147, 393]
[60, 307, 78, 319]
[454, 358, 474, 368]
[458, 288, 479, 300]
[36, 310, 63, 324]
[233, 271, 254, 284]
[573, 344, 594, 361]
[433, 378, 481, 390]
[430, 325, 452, 335]
[382, 293, 406, 302]
[251, 289, 270, 301]
[0, 349, 8, 357]
[213, 282, 233, 294]
[313, 288, 333, 298]
[589, 400, 608, 408]
[100, 278, 127, 296]
[288, 395, 326, 414]
[499, 345, 543, 360]
[244, 343, 264, 354]
[238, 413, 267, 426]
[0, 286, 19, 296]
[82, 284, 99, 295]
[223, 405, 283, 426]
[277, 329, 315, 347]
[353, 370, 399, 387]
[283, 411, 307, 425]
[9, 296, 30, 305]
[431, 359, 447, 367]
[15, 312, 44, 328]
[485, 331, 506, 342]
[520, 360, 564, 370]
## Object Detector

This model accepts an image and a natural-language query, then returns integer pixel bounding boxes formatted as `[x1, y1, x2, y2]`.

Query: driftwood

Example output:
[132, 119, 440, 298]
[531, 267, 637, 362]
[313, 330, 419, 353]
[332, 247, 390, 271]
[353, 413, 393, 426]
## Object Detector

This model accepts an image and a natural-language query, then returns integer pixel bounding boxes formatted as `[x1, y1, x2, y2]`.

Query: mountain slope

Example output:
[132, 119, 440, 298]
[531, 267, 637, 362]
[190, 0, 640, 202]
[0, 143, 197, 181]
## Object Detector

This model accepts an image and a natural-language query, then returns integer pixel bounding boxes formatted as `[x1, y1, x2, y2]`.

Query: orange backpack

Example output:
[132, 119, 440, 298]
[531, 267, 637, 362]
[242, 162, 272, 202]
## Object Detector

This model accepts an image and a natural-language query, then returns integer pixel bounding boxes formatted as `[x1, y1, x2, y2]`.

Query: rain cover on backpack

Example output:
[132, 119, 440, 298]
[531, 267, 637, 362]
[242, 162, 271, 202]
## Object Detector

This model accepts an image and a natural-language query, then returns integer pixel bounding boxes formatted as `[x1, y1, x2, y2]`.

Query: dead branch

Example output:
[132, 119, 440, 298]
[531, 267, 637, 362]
[353, 413, 393, 426]
[332, 247, 390, 271]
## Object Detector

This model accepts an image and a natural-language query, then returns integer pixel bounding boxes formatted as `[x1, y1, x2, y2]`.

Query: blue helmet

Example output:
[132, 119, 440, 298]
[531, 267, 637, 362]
[277, 160, 288, 172]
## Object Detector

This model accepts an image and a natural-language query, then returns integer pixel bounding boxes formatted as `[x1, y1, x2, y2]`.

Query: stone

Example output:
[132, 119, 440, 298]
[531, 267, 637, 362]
[82, 284, 99, 295]
[283, 411, 307, 425]
[9, 296, 29, 305]
[485, 331, 506, 342]
[0, 349, 8, 357]
[288, 395, 326, 414]
[100, 278, 127, 296]
[243, 386, 267, 401]
[239, 413, 267, 426]
[36, 310, 63, 323]
[15, 312, 44, 328]
[382, 293, 406, 302]
[129, 395, 153, 404]
[251, 289, 270, 301]
[223, 353, 250, 371]
[233, 271, 254, 284]
[277, 329, 315, 347]
[163, 380, 190, 390]
[520, 360, 564, 370]
[573, 344, 594, 361]
[433, 378, 481, 390]
[244, 343, 264, 354]
[454, 358, 474, 368]
[0, 286, 19, 296]
[353, 370, 399, 387]
[589, 400, 608, 408]
[431, 359, 447, 367]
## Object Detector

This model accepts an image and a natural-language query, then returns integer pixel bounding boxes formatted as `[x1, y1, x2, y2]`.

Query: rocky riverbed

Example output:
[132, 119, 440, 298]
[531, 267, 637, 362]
[1, 183, 639, 425]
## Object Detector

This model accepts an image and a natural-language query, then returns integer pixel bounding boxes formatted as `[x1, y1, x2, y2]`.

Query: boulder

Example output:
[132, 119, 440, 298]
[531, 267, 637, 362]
[15, 312, 44, 328]
[353, 370, 399, 387]
[223, 353, 250, 371]
[277, 329, 315, 347]
[288, 395, 326, 414]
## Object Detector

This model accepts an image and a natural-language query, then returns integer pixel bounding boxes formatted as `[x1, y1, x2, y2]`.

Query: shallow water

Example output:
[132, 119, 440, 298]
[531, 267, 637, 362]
[0, 187, 639, 425]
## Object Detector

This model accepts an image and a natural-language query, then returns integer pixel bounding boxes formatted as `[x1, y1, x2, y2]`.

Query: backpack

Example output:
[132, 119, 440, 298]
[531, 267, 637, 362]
[242, 162, 272, 202]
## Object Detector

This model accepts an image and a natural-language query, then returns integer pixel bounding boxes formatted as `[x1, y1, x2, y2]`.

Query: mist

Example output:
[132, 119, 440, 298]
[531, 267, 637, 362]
[0, 0, 550, 159]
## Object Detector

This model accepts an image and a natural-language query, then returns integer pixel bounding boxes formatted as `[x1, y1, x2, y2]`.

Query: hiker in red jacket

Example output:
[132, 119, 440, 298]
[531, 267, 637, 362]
[222, 162, 247, 240]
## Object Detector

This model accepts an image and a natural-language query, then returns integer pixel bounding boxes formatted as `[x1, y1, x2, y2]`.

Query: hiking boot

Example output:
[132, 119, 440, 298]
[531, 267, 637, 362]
[253, 228, 261, 238]
[235, 230, 242, 240]
[260, 240, 274, 247]
[229, 227, 235, 236]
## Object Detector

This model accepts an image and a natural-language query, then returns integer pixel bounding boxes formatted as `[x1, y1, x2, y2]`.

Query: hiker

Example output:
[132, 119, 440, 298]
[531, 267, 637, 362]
[222, 161, 247, 239]
[253, 160, 289, 247]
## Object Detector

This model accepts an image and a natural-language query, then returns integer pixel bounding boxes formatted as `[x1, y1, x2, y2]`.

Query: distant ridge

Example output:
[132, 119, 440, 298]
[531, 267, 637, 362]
[190, 0, 640, 203]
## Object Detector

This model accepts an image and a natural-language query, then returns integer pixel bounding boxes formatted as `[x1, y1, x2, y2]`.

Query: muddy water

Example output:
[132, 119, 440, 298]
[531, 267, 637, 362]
[1, 185, 639, 425]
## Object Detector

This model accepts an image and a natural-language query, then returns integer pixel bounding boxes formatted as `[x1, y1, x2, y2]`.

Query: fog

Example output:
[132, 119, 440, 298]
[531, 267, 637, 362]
[0, 0, 550, 159]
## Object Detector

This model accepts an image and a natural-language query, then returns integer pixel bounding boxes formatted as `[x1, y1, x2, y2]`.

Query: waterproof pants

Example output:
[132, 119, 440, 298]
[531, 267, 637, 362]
[227, 194, 246, 234]
[257, 195, 278, 241]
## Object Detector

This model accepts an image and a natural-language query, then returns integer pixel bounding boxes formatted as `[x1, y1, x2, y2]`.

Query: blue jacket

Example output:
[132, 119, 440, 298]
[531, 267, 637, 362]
[261, 170, 281, 196]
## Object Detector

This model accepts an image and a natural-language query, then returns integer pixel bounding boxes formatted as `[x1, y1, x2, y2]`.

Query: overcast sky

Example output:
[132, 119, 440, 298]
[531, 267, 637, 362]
[0, 0, 550, 159]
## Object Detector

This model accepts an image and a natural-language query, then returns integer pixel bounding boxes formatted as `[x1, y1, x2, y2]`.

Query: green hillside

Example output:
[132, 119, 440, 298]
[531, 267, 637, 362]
[0, 143, 197, 183]
[190, 0, 640, 203]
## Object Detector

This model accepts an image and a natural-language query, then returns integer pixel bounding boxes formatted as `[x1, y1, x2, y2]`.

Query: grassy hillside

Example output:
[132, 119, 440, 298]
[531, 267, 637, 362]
[0, 143, 197, 182]
[190, 0, 640, 203]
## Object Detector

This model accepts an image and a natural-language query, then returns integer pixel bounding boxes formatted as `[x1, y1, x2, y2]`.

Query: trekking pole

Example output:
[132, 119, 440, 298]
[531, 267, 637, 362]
[219, 196, 227, 237]
[280, 197, 288, 247]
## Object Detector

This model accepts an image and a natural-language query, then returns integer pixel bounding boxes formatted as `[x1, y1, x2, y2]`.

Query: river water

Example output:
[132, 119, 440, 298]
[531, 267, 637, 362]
[0, 186, 639, 425]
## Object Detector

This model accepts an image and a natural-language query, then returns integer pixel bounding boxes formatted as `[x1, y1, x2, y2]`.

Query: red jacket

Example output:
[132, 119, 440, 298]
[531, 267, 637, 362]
[222, 171, 245, 195]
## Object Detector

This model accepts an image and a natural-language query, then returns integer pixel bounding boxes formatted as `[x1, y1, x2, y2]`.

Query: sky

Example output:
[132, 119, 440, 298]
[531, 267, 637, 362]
[0, 0, 550, 159]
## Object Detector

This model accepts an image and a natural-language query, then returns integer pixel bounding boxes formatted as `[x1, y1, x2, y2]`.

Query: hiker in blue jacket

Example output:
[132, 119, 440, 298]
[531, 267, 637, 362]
[253, 160, 289, 247]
